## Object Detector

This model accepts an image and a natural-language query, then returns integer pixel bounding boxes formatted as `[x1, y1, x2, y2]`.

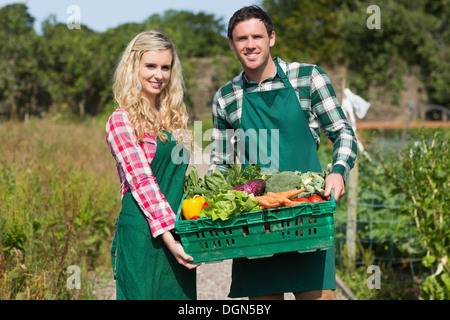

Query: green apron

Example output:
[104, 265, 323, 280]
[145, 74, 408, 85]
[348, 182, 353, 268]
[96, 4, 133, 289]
[111, 131, 196, 300]
[229, 61, 336, 298]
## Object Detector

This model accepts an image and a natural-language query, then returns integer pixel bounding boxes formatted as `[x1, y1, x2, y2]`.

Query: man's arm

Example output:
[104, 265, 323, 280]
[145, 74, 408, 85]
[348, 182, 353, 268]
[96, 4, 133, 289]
[310, 66, 358, 200]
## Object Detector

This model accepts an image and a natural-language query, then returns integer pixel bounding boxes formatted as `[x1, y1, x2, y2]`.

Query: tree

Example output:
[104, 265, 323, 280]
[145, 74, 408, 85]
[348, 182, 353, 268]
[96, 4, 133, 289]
[0, 4, 43, 119]
[38, 16, 101, 117]
[262, 0, 354, 65]
[144, 10, 228, 59]
[96, 23, 148, 107]
[336, 0, 450, 106]
[263, 0, 449, 107]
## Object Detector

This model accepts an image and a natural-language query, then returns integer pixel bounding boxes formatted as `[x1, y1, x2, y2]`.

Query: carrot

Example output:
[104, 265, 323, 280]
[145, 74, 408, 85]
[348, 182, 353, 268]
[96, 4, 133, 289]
[265, 192, 292, 205]
[258, 200, 279, 209]
[283, 202, 301, 206]
[266, 192, 291, 200]
[255, 195, 284, 209]
[256, 190, 305, 209]
[273, 189, 305, 199]
[255, 196, 270, 208]
[256, 195, 279, 204]
[260, 189, 306, 208]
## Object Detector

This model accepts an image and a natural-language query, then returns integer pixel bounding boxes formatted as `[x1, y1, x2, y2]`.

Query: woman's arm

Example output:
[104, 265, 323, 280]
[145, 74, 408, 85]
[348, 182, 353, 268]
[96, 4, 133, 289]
[106, 109, 176, 237]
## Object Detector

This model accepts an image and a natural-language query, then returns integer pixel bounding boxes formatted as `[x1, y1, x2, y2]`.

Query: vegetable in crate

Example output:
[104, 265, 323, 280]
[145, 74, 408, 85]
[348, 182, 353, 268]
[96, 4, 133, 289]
[308, 195, 324, 203]
[298, 171, 326, 198]
[204, 169, 231, 194]
[265, 171, 302, 193]
[223, 164, 267, 188]
[256, 189, 305, 209]
[183, 166, 207, 199]
[197, 190, 260, 221]
[183, 166, 230, 200]
[230, 179, 266, 195]
[265, 169, 330, 199]
[182, 196, 207, 220]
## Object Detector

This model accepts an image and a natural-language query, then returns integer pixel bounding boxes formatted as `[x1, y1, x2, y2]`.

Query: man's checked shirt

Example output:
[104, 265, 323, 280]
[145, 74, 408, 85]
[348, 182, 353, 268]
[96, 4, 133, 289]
[106, 108, 175, 238]
[209, 57, 357, 181]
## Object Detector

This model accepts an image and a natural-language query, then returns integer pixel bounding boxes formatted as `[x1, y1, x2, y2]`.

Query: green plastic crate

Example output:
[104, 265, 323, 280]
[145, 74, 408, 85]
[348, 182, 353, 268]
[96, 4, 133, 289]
[175, 192, 335, 264]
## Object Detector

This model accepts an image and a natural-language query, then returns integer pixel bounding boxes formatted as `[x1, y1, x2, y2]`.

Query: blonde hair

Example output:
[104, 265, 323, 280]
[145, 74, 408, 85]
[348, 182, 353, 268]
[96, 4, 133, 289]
[113, 30, 191, 146]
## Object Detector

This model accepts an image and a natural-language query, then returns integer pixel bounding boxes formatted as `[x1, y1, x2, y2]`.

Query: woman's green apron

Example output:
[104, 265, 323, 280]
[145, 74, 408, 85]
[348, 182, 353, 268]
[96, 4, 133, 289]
[111, 131, 196, 300]
[229, 62, 336, 298]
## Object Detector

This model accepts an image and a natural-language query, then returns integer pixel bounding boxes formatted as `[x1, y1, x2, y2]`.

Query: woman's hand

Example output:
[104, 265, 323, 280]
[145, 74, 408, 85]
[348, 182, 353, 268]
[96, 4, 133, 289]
[162, 231, 199, 270]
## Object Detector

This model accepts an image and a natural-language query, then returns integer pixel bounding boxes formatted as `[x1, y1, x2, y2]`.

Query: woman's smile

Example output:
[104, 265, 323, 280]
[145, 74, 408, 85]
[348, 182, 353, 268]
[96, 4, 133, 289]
[139, 50, 172, 105]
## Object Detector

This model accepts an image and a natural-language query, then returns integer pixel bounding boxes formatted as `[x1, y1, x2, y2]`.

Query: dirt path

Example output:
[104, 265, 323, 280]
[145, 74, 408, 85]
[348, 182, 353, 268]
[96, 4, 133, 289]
[94, 260, 348, 300]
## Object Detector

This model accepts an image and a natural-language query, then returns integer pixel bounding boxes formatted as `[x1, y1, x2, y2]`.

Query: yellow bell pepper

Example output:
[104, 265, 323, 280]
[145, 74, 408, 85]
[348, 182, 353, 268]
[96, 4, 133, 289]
[182, 196, 206, 220]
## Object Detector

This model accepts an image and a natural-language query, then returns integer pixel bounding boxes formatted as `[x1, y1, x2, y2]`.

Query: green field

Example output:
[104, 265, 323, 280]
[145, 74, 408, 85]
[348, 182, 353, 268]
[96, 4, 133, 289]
[0, 118, 120, 299]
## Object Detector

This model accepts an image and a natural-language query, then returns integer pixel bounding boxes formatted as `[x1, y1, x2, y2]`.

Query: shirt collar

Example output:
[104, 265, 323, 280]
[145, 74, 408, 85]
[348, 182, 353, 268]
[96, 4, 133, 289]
[242, 57, 282, 85]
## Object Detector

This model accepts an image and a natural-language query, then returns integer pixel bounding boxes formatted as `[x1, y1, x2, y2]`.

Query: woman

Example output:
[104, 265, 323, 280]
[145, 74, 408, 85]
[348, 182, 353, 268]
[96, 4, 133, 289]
[106, 30, 197, 300]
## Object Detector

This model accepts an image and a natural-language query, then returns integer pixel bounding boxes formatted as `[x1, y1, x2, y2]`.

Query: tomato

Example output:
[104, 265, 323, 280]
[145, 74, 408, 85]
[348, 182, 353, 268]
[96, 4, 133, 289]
[296, 197, 310, 203]
[308, 195, 324, 203]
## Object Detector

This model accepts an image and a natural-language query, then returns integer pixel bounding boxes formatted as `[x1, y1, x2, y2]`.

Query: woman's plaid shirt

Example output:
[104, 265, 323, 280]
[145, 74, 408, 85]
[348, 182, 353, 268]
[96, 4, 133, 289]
[106, 108, 175, 238]
[209, 57, 357, 181]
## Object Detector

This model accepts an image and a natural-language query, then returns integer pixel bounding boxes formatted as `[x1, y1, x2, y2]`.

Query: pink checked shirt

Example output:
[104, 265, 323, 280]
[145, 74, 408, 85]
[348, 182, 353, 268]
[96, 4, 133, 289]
[106, 108, 175, 237]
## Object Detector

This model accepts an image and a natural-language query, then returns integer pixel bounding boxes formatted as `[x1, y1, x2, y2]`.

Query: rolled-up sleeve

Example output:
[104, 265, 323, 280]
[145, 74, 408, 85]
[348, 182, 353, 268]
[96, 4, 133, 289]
[106, 110, 175, 237]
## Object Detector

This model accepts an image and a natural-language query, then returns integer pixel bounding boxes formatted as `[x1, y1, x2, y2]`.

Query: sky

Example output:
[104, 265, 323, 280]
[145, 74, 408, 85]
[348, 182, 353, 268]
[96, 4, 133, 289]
[2, 0, 261, 33]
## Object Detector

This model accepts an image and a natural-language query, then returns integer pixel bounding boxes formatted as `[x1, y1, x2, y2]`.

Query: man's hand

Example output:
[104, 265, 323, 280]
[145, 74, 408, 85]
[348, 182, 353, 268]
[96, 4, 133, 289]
[324, 173, 345, 201]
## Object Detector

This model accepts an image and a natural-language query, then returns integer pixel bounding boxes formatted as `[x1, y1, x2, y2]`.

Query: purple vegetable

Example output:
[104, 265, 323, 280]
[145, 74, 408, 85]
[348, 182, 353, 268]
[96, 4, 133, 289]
[244, 179, 266, 195]
[231, 179, 266, 196]
[231, 184, 245, 191]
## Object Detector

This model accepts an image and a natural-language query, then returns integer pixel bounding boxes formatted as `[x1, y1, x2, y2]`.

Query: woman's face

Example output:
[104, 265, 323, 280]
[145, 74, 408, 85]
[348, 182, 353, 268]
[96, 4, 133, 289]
[138, 50, 172, 104]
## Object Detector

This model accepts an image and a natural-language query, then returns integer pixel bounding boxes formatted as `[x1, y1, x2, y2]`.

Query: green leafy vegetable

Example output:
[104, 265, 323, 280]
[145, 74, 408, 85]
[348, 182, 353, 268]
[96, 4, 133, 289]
[223, 164, 268, 188]
[297, 171, 326, 198]
[204, 169, 230, 193]
[183, 167, 231, 200]
[183, 166, 208, 199]
[197, 190, 260, 221]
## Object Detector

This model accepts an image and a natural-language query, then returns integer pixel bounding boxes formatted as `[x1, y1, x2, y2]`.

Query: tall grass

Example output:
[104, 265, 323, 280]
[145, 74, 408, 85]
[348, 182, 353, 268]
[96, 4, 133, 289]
[0, 118, 120, 299]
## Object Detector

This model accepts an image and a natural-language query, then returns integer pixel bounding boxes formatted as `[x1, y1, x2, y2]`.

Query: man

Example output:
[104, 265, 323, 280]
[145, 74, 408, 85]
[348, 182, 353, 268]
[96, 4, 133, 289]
[208, 6, 357, 300]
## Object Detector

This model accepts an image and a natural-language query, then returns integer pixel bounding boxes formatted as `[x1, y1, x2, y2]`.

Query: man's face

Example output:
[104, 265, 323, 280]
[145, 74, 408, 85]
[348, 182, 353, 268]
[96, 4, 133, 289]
[229, 18, 276, 76]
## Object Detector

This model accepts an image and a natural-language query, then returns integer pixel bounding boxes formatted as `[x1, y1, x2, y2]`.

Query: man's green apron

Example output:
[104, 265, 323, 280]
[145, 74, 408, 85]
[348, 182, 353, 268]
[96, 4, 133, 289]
[228, 62, 336, 298]
[111, 131, 196, 300]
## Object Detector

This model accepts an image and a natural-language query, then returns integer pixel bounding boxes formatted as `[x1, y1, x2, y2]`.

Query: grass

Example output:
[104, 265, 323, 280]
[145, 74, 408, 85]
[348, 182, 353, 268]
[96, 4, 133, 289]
[0, 118, 120, 299]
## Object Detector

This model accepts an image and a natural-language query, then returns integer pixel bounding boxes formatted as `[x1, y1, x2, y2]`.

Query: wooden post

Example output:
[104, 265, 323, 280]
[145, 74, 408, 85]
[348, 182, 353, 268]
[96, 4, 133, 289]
[341, 77, 358, 271]
[346, 158, 358, 271]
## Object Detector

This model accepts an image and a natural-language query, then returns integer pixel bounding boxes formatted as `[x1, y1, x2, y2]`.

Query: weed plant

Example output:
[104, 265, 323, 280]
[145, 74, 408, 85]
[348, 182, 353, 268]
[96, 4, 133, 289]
[333, 128, 449, 300]
[0, 118, 120, 299]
